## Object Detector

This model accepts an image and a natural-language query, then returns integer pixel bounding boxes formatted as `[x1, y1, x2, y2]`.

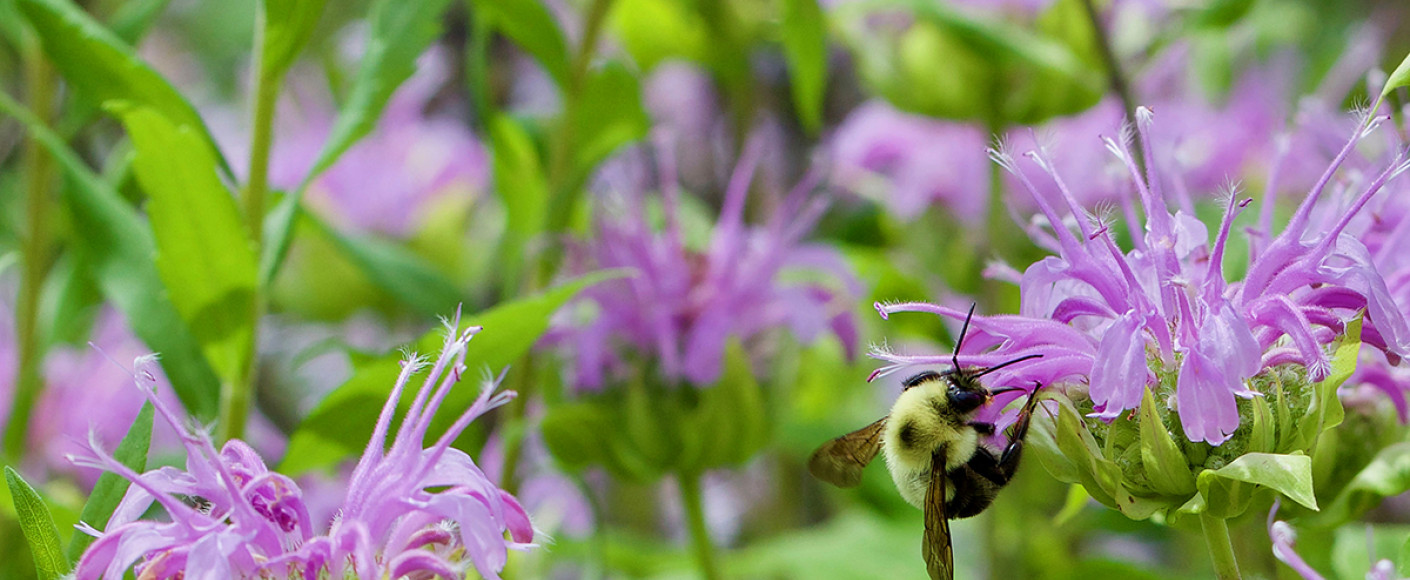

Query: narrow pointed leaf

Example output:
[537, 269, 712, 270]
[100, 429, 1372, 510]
[263, 0, 452, 286]
[0, 91, 220, 417]
[1138, 387, 1195, 496]
[280, 271, 621, 475]
[308, 212, 463, 318]
[260, 0, 329, 79]
[5, 467, 69, 580]
[116, 105, 258, 385]
[17, 0, 229, 174]
[780, 0, 827, 134]
[66, 402, 153, 561]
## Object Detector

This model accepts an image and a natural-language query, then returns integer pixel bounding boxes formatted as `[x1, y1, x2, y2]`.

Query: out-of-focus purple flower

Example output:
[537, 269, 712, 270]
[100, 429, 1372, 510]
[72, 314, 534, 579]
[873, 107, 1410, 445]
[0, 304, 282, 488]
[480, 425, 593, 539]
[210, 48, 488, 238]
[1268, 500, 1326, 580]
[556, 138, 862, 391]
[830, 101, 991, 221]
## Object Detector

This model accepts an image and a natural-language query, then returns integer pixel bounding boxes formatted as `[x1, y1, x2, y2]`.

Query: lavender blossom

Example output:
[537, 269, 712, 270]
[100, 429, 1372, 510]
[210, 48, 488, 238]
[72, 314, 534, 579]
[557, 139, 861, 390]
[874, 107, 1410, 445]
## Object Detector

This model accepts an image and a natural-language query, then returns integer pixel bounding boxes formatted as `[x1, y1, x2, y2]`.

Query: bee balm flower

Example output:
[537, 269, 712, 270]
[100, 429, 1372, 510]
[71, 313, 534, 580]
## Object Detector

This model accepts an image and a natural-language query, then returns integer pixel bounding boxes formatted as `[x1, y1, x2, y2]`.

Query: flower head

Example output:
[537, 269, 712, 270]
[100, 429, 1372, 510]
[73, 312, 533, 579]
[874, 107, 1410, 446]
[557, 138, 861, 390]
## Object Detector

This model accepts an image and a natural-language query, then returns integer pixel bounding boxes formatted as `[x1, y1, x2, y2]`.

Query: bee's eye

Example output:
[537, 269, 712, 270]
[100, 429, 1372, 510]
[948, 388, 985, 413]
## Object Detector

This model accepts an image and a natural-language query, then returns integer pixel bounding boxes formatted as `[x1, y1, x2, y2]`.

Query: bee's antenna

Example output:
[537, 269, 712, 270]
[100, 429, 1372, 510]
[971, 353, 1043, 379]
[953, 303, 976, 371]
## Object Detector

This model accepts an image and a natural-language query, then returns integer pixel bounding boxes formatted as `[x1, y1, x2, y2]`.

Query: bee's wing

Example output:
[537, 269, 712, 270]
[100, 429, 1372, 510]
[924, 452, 954, 580]
[807, 417, 887, 488]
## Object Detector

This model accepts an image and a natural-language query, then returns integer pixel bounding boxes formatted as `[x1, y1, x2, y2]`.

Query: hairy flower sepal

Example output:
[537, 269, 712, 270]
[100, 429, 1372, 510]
[1029, 317, 1361, 521]
[542, 341, 768, 482]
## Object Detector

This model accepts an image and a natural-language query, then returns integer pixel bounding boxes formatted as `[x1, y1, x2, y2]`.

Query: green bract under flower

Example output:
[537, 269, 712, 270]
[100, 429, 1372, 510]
[1029, 317, 1363, 521]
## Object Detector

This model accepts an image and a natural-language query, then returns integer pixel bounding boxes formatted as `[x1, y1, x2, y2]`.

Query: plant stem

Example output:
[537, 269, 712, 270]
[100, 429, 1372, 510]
[1079, 0, 1144, 172]
[220, 12, 281, 442]
[1201, 511, 1242, 580]
[679, 472, 722, 580]
[4, 36, 56, 460]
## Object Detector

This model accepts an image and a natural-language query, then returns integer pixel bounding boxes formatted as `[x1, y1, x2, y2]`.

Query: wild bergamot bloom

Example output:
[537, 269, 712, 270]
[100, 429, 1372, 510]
[71, 314, 534, 580]
[872, 106, 1410, 524]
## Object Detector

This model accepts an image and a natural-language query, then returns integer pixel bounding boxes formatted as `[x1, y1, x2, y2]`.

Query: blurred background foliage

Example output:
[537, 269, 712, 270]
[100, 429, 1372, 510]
[1, 0, 1410, 578]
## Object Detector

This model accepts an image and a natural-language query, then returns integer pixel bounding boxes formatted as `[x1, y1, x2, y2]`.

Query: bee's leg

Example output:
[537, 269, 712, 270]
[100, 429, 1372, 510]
[968, 384, 1045, 484]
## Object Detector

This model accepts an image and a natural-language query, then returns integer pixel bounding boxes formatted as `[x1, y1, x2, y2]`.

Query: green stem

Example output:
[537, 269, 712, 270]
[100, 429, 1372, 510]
[4, 37, 56, 460]
[1080, 0, 1144, 172]
[1200, 512, 1242, 580]
[220, 12, 281, 443]
[679, 472, 722, 580]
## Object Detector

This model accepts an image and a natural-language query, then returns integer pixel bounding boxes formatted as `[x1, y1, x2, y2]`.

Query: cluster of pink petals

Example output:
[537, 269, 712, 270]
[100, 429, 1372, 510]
[560, 138, 861, 390]
[71, 314, 533, 580]
[873, 108, 1410, 445]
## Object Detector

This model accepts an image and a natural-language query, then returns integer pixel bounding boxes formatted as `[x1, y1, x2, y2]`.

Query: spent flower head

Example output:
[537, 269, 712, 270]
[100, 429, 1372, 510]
[72, 312, 534, 579]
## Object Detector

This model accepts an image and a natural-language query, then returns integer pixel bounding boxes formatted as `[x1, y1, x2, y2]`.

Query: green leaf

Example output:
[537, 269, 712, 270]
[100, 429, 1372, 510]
[1399, 531, 1410, 578]
[280, 271, 620, 475]
[1197, 452, 1317, 519]
[66, 402, 153, 561]
[308, 213, 463, 318]
[1301, 314, 1359, 449]
[5, 467, 70, 580]
[712, 341, 768, 466]
[572, 63, 650, 175]
[1311, 442, 1410, 527]
[0, 91, 220, 417]
[17, 0, 229, 174]
[780, 0, 827, 134]
[115, 105, 258, 385]
[473, 0, 570, 87]
[106, 0, 174, 44]
[489, 115, 550, 289]
[1377, 49, 1410, 111]
[541, 402, 612, 472]
[259, 0, 328, 79]
[263, 0, 451, 286]
[609, 0, 707, 71]
[1138, 387, 1195, 496]
[1055, 397, 1120, 507]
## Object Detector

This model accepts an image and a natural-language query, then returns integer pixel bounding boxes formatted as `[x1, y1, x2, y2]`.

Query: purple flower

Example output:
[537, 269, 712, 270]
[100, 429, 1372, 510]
[72, 313, 534, 579]
[1268, 500, 1325, 580]
[0, 303, 282, 488]
[555, 138, 862, 390]
[209, 48, 488, 237]
[874, 107, 1410, 445]
[830, 101, 991, 221]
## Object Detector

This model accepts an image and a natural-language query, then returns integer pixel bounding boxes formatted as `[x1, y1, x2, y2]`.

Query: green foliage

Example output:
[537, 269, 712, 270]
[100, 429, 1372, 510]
[307, 212, 464, 318]
[490, 115, 550, 288]
[262, 0, 452, 286]
[834, 0, 1104, 126]
[780, 0, 827, 134]
[4, 467, 69, 580]
[66, 402, 153, 561]
[542, 341, 769, 482]
[115, 105, 258, 387]
[280, 272, 616, 476]
[572, 63, 651, 177]
[1195, 453, 1317, 519]
[473, 0, 570, 87]
[0, 92, 221, 418]
[259, 0, 329, 80]
[17, 0, 228, 173]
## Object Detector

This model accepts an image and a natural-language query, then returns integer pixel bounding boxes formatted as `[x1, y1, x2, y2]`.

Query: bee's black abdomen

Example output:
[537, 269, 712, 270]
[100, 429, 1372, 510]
[898, 421, 918, 449]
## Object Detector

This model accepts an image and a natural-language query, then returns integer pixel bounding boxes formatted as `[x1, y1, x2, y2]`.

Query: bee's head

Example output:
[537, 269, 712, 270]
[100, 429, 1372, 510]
[901, 370, 990, 414]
